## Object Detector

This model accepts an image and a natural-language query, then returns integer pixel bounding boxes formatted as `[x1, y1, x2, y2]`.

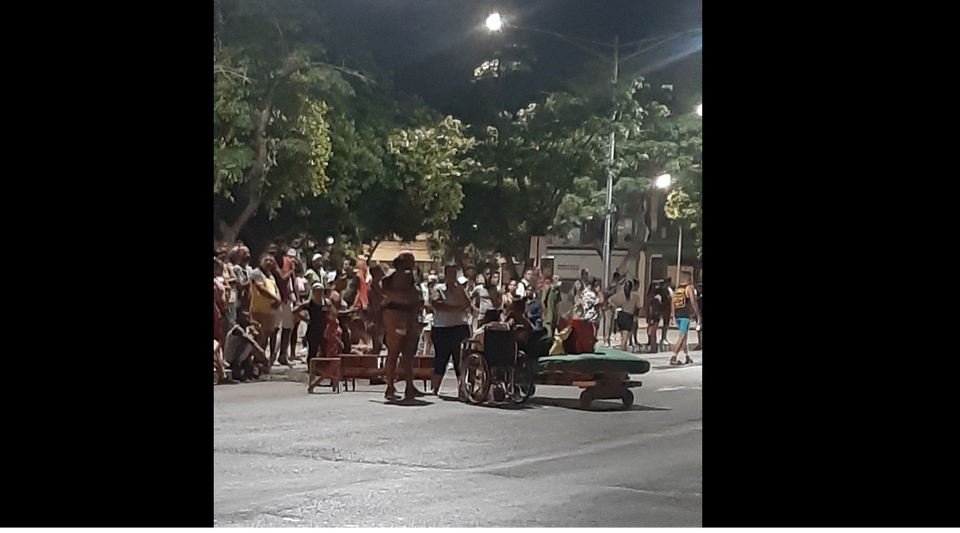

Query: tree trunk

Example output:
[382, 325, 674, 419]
[496, 254, 518, 282]
[364, 239, 382, 261]
[217, 95, 274, 249]
[615, 202, 647, 282]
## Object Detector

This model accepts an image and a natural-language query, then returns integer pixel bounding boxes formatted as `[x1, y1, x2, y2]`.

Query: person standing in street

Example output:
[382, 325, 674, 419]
[430, 264, 472, 399]
[644, 282, 665, 353]
[231, 245, 253, 313]
[295, 282, 328, 365]
[691, 282, 702, 350]
[292, 261, 310, 359]
[657, 278, 674, 349]
[419, 276, 437, 357]
[601, 272, 623, 347]
[218, 246, 239, 337]
[249, 253, 282, 356]
[472, 273, 498, 326]
[486, 271, 504, 322]
[539, 272, 560, 357]
[573, 269, 590, 305]
[381, 253, 425, 400]
[573, 277, 602, 353]
[214, 259, 228, 346]
[609, 279, 642, 352]
[515, 269, 534, 299]
[305, 253, 327, 290]
[669, 272, 700, 365]
[503, 279, 518, 311]
[579, 277, 601, 325]
[365, 264, 386, 355]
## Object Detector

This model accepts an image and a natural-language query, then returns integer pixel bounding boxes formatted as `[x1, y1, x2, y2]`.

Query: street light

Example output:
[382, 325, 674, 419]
[485, 12, 503, 32]
[655, 173, 672, 190]
[655, 174, 682, 288]
[326, 236, 335, 246]
[696, 103, 702, 117]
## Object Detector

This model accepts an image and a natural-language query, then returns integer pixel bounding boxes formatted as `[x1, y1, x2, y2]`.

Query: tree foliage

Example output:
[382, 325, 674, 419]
[357, 115, 475, 246]
[213, 0, 362, 245]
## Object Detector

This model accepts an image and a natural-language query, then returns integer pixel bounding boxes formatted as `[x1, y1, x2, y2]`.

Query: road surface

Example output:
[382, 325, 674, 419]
[213, 352, 702, 527]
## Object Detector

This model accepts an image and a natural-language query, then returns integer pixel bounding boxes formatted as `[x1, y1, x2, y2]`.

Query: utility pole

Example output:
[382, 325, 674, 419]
[602, 35, 618, 290]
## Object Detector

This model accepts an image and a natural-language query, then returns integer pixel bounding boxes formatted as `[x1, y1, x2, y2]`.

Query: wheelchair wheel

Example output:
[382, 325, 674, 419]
[510, 352, 536, 404]
[460, 352, 490, 404]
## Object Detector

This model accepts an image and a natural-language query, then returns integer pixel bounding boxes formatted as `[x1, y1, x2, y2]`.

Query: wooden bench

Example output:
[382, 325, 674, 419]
[337, 354, 435, 392]
[394, 355, 434, 392]
[340, 354, 385, 391]
[307, 357, 342, 393]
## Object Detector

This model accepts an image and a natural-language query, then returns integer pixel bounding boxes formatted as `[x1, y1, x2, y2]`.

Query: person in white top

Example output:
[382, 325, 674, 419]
[429, 265, 472, 398]
[515, 269, 534, 299]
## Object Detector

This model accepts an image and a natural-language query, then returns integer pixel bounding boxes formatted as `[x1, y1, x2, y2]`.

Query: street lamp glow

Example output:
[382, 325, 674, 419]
[655, 174, 672, 189]
[696, 103, 702, 117]
[326, 236, 335, 245]
[485, 12, 503, 31]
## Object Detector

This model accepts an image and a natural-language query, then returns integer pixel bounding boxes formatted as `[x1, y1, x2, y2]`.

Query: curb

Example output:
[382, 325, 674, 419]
[259, 365, 309, 384]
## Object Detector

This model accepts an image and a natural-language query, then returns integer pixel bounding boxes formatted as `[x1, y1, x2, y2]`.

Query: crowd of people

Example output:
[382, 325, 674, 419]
[213, 238, 701, 391]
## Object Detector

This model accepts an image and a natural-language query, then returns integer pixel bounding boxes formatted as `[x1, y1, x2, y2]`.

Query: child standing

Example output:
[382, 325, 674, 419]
[324, 291, 345, 358]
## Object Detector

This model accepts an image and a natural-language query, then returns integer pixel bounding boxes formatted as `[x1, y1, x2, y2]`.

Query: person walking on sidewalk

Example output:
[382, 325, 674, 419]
[669, 272, 700, 365]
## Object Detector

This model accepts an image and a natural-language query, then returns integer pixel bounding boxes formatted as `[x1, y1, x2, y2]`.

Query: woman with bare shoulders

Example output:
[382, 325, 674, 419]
[380, 253, 425, 400]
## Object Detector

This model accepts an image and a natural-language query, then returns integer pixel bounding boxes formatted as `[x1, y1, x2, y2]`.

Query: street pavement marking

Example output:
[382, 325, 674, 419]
[468, 420, 702, 475]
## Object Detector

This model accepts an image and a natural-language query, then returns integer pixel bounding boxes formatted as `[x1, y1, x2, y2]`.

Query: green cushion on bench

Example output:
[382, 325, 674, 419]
[537, 348, 651, 375]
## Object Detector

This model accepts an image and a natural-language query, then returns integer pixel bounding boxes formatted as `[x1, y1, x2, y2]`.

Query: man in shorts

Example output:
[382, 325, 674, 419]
[669, 272, 700, 365]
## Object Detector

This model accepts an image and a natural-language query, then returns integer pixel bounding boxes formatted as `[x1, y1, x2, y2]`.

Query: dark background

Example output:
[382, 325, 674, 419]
[321, 0, 702, 120]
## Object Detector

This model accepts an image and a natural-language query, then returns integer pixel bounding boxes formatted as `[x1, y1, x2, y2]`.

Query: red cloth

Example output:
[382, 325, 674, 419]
[566, 318, 597, 354]
[324, 314, 343, 356]
[576, 321, 597, 354]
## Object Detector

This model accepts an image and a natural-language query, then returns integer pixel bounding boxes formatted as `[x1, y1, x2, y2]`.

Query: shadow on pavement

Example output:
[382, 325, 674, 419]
[433, 394, 536, 410]
[368, 398, 433, 407]
[531, 396, 672, 413]
[651, 362, 701, 371]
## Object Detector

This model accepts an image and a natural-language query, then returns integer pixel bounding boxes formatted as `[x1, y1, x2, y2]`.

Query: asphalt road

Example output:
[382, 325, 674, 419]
[213, 352, 702, 527]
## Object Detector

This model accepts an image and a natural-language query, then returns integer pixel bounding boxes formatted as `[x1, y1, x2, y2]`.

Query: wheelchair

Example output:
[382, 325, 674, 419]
[459, 325, 537, 405]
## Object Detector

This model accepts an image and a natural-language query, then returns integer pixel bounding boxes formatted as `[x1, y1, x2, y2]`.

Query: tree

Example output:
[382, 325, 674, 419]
[452, 93, 605, 272]
[553, 78, 702, 278]
[362, 115, 475, 252]
[662, 111, 702, 259]
[213, 0, 371, 246]
[450, 36, 606, 275]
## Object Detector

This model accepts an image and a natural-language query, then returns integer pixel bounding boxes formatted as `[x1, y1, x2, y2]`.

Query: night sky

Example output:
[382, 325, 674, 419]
[320, 0, 702, 118]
